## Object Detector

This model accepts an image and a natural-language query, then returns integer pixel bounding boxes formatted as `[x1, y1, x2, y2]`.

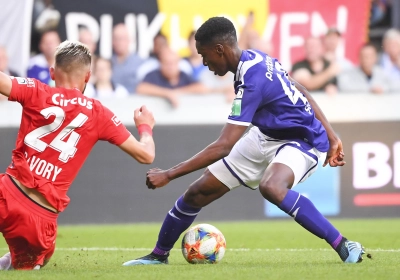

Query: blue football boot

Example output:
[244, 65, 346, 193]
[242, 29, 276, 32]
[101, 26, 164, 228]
[123, 253, 169, 266]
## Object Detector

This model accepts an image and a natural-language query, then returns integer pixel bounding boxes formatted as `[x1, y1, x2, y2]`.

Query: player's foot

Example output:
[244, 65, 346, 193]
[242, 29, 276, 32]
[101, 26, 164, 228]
[336, 239, 366, 263]
[0, 252, 11, 270]
[122, 253, 169, 266]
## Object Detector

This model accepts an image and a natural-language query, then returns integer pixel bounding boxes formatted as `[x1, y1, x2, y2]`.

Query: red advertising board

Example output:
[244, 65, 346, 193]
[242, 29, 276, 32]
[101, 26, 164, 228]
[52, 0, 371, 70]
[268, 0, 371, 69]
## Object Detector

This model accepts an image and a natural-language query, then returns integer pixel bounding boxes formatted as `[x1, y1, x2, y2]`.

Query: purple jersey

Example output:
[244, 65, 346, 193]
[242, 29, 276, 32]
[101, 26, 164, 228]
[228, 50, 329, 152]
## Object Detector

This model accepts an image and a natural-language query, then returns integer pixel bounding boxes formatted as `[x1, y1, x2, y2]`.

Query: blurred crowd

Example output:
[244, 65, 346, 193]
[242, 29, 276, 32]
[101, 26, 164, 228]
[1, 2, 399, 104]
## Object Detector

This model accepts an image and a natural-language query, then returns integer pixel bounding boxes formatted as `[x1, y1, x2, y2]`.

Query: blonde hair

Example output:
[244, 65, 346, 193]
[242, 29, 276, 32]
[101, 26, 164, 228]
[54, 40, 92, 72]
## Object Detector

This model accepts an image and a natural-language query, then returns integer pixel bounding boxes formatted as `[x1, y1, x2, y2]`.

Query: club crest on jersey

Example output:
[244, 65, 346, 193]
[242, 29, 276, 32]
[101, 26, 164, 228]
[236, 87, 244, 98]
[52, 93, 93, 109]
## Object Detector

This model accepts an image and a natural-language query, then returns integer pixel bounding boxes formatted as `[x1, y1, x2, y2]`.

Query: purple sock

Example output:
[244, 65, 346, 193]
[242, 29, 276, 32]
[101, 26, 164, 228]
[279, 189, 342, 249]
[153, 195, 201, 255]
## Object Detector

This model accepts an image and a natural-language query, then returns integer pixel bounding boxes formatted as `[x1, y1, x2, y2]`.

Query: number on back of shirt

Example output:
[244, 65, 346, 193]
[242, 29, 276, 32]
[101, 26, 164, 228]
[275, 62, 312, 114]
[24, 106, 88, 162]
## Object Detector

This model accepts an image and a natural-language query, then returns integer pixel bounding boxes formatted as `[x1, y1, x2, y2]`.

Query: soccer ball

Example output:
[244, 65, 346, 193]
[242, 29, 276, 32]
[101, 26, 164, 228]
[181, 223, 226, 264]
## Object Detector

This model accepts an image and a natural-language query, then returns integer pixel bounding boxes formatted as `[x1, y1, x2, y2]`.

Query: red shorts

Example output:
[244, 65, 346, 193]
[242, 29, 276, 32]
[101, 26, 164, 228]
[0, 174, 58, 270]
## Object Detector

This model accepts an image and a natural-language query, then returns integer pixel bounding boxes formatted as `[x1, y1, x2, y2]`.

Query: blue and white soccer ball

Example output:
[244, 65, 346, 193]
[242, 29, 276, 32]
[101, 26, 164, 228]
[181, 223, 226, 264]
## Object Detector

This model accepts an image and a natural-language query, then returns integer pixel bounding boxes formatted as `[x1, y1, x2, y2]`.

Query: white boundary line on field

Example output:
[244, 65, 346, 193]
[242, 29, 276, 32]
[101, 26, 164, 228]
[1, 247, 397, 252]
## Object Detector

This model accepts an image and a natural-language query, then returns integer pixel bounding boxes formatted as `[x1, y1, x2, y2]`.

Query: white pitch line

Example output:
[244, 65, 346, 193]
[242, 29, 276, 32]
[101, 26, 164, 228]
[1, 247, 397, 252]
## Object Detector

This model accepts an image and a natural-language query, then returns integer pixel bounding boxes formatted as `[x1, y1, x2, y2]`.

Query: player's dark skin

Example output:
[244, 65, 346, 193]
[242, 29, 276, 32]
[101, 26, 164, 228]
[146, 38, 345, 207]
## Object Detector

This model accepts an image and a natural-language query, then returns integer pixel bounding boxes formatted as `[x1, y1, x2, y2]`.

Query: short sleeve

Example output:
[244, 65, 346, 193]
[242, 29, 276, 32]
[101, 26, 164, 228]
[8, 77, 38, 106]
[227, 84, 262, 126]
[98, 105, 132, 145]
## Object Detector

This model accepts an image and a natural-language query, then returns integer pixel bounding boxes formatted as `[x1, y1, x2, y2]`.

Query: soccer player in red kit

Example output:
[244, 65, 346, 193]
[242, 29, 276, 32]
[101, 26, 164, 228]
[0, 41, 155, 270]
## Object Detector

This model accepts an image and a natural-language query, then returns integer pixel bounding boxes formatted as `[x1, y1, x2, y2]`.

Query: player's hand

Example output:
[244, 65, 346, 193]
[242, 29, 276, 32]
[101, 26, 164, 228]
[134, 105, 155, 129]
[146, 168, 171, 189]
[323, 137, 346, 167]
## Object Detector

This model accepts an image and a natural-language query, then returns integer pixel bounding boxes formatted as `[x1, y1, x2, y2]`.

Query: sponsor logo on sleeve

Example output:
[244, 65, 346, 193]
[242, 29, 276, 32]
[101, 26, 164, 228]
[229, 87, 244, 116]
[16, 77, 27, 84]
[111, 115, 122, 126]
[14, 77, 35, 87]
[230, 99, 242, 116]
[27, 78, 35, 87]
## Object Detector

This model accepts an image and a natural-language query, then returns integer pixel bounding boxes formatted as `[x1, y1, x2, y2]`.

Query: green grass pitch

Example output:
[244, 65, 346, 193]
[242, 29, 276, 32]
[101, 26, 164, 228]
[0, 219, 399, 279]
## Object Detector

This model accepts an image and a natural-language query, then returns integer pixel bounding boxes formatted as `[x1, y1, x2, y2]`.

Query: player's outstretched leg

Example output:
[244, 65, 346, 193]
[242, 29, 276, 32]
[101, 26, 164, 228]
[260, 163, 366, 263]
[123, 170, 229, 266]
[123, 194, 201, 265]
[278, 189, 366, 263]
[0, 252, 11, 270]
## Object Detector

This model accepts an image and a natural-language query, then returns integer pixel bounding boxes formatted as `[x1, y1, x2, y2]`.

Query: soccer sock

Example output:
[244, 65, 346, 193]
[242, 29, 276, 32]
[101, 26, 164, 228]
[153, 195, 201, 257]
[278, 190, 343, 249]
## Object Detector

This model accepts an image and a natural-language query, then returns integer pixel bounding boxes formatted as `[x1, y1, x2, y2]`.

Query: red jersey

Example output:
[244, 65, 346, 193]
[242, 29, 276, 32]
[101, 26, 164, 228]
[6, 77, 131, 212]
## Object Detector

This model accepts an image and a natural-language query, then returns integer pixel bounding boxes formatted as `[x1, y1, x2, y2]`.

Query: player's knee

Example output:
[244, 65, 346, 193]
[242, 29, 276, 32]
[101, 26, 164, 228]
[184, 188, 205, 208]
[259, 178, 288, 205]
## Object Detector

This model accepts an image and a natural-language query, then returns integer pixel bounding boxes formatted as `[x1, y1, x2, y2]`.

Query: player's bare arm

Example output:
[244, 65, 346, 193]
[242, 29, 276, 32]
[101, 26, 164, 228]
[0, 71, 12, 97]
[119, 106, 155, 164]
[146, 123, 247, 189]
[289, 76, 345, 168]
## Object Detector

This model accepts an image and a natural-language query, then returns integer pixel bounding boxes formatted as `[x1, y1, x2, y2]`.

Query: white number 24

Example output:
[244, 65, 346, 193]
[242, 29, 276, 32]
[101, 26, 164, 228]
[24, 106, 88, 163]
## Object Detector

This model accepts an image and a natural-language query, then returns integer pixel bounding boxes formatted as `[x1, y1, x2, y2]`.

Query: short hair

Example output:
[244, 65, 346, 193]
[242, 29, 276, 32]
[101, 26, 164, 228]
[361, 42, 377, 51]
[195, 17, 237, 45]
[383, 28, 400, 42]
[55, 40, 91, 72]
[40, 30, 60, 43]
[326, 27, 341, 36]
[155, 32, 167, 40]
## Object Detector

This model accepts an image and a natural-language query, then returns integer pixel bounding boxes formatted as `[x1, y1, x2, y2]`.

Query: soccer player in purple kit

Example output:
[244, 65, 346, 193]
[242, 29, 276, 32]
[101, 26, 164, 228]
[123, 17, 367, 265]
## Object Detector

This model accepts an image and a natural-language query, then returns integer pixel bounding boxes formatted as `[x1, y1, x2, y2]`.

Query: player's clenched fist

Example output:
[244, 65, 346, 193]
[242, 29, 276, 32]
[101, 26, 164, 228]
[146, 168, 170, 189]
[134, 105, 155, 129]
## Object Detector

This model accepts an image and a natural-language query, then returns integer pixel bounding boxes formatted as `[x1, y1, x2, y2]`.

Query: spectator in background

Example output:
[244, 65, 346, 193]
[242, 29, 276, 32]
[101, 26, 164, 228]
[32, 0, 60, 34]
[27, 30, 60, 86]
[136, 33, 168, 81]
[0, 46, 19, 101]
[151, 32, 168, 58]
[323, 27, 353, 71]
[79, 27, 97, 60]
[111, 23, 143, 93]
[380, 28, 400, 81]
[136, 48, 207, 107]
[137, 33, 192, 81]
[338, 43, 392, 94]
[198, 70, 235, 103]
[79, 27, 97, 84]
[291, 37, 339, 94]
[0, 46, 19, 77]
[238, 11, 274, 55]
[30, 0, 61, 54]
[370, 0, 392, 27]
[85, 57, 129, 99]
